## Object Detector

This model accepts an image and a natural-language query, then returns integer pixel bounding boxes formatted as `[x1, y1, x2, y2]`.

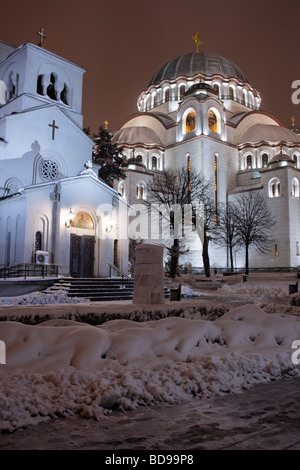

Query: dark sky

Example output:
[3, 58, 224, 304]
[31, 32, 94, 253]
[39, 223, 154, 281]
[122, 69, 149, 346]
[1, 0, 300, 134]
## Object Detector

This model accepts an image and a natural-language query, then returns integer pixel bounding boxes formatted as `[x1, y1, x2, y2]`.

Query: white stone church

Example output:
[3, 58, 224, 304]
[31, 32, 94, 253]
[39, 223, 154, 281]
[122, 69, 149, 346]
[113, 50, 300, 271]
[0, 39, 128, 278]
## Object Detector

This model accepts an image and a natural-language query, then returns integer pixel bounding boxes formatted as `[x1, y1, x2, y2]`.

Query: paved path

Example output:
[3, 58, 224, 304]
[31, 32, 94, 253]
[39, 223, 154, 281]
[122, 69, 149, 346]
[1, 375, 300, 451]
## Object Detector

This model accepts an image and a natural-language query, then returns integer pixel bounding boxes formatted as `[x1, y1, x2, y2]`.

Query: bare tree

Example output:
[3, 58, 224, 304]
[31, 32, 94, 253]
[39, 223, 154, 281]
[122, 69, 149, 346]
[212, 201, 242, 272]
[146, 168, 214, 278]
[234, 191, 275, 275]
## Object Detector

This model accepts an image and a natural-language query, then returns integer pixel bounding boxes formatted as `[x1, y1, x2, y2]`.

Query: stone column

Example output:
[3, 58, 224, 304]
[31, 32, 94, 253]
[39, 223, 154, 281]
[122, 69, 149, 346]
[132, 244, 164, 304]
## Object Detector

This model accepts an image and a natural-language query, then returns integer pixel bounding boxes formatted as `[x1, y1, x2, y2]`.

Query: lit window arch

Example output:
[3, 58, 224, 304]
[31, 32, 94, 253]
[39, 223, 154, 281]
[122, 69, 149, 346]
[136, 181, 147, 200]
[179, 85, 185, 100]
[293, 152, 300, 168]
[152, 155, 158, 170]
[183, 108, 196, 134]
[208, 108, 220, 133]
[269, 178, 281, 198]
[213, 83, 220, 97]
[164, 88, 170, 103]
[118, 181, 126, 198]
[261, 152, 269, 168]
[229, 86, 234, 99]
[292, 177, 300, 197]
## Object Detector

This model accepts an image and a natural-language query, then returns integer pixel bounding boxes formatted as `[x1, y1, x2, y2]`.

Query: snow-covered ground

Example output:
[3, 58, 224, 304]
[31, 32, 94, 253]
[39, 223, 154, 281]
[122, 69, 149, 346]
[1, 272, 300, 434]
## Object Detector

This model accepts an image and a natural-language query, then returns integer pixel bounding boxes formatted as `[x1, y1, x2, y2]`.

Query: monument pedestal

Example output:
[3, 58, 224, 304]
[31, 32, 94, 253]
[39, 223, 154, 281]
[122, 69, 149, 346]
[132, 244, 165, 304]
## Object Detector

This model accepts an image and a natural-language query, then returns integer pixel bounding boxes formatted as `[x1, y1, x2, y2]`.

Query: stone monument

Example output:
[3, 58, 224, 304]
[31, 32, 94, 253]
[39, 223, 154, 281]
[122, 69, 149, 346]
[132, 244, 165, 304]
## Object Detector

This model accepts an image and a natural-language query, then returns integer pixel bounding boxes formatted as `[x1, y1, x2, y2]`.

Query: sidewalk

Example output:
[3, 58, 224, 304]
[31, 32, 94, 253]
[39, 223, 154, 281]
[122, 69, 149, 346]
[1, 375, 300, 450]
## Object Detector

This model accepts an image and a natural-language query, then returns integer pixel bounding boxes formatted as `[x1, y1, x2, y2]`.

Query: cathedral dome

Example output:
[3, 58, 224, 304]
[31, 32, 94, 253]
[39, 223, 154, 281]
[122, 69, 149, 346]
[241, 124, 300, 144]
[148, 52, 249, 87]
[113, 126, 162, 146]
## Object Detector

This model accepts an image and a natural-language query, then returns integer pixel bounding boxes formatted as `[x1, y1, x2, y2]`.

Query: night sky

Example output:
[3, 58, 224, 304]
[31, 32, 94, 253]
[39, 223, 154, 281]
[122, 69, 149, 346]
[1, 0, 299, 134]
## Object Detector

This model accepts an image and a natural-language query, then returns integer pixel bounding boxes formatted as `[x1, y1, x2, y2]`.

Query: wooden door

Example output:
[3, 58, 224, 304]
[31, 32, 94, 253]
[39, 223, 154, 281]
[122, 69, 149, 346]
[70, 234, 95, 277]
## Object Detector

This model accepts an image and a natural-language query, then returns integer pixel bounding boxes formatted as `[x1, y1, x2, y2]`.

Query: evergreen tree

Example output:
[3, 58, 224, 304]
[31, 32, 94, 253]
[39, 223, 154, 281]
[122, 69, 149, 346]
[92, 125, 127, 187]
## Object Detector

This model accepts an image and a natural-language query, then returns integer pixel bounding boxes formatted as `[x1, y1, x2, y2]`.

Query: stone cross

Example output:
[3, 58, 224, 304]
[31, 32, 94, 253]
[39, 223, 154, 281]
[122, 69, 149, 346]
[49, 120, 59, 140]
[37, 28, 46, 48]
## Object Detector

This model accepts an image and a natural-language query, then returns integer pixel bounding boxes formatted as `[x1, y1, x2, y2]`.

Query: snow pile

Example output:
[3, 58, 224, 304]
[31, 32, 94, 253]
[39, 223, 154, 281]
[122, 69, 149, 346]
[0, 290, 90, 306]
[181, 284, 202, 298]
[1, 304, 300, 432]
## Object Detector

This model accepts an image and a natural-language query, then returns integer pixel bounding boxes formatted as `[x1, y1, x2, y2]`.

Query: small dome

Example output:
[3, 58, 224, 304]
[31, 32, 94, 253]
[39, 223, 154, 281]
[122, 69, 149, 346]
[269, 150, 295, 166]
[113, 126, 162, 146]
[148, 52, 249, 87]
[241, 124, 300, 144]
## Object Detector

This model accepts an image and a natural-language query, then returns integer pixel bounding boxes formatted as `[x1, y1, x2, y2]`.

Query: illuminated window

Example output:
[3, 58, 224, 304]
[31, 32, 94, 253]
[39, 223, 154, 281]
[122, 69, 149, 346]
[262, 153, 268, 168]
[246, 154, 252, 169]
[229, 87, 234, 99]
[187, 154, 191, 197]
[164, 88, 170, 102]
[179, 85, 185, 100]
[152, 156, 157, 170]
[185, 110, 196, 133]
[292, 178, 299, 197]
[269, 178, 280, 198]
[274, 244, 279, 256]
[214, 155, 218, 225]
[208, 109, 218, 133]
[153, 95, 157, 107]
[214, 84, 219, 97]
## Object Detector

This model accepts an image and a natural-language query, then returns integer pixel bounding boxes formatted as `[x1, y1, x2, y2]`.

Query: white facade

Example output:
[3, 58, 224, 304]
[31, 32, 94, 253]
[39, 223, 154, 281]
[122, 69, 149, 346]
[0, 41, 128, 277]
[113, 51, 300, 271]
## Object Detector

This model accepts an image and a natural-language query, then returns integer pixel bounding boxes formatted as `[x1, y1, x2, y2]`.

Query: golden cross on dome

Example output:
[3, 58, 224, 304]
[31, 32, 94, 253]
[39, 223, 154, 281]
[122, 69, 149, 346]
[292, 115, 295, 127]
[191, 32, 204, 53]
[198, 72, 205, 83]
[37, 28, 46, 48]
[104, 120, 109, 130]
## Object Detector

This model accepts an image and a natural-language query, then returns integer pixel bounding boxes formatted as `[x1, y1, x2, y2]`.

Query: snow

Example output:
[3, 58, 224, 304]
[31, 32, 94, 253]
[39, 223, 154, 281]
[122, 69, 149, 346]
[1, 286, 300, 433]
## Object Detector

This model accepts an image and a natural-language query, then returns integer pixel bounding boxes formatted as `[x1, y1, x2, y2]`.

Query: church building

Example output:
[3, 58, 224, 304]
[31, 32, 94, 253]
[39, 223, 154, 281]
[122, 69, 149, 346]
[113, 41, 300, 271]
[0, 38, 128, 278]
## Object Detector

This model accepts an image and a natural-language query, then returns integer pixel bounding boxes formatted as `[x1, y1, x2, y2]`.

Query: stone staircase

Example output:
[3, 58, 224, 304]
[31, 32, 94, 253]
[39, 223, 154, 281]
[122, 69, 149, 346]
[48, 277, 170, 302]
[48, 277, 135, 302]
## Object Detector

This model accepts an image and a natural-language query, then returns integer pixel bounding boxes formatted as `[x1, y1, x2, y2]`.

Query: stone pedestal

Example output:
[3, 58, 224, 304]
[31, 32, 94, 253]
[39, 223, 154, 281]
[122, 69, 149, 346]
[132, 244, 164, 304]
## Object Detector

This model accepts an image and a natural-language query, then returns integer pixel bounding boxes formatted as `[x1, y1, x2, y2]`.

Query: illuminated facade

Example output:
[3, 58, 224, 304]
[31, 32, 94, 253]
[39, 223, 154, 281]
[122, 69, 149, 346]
[113, 51, 300, 270]
[0, 41, 128, 277]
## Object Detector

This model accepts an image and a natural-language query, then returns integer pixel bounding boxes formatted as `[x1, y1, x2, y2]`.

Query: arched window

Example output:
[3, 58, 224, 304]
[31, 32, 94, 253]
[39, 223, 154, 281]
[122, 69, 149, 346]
[262, 153, 269, 168]
[229, 87, 234, 99]
[47, 73, 57, 101]
[152, 156, 157, 170]
[246, 154, 252, 169]
[153, 95, 157, 107]
[164, 88, 170, 102]
[269, 178, 281, 198]
[118, 181, 125, 197]
[293, 153, 299, 168]
[136, 155, 143, 163]
[35, 231, 42, 251]
[208, 109, 220, 133]
[292, 177, 300, 197]
[184, 109, 196, 133]
[179, 85, 185, 100]
[214, 84, 220, 97]
[136, 183, 146, 200]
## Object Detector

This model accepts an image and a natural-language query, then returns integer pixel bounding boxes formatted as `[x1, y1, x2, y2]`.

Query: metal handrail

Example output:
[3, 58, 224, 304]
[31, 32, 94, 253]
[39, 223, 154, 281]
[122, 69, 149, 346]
[107, 262, 131, 281]
[0, 263, 59, 280]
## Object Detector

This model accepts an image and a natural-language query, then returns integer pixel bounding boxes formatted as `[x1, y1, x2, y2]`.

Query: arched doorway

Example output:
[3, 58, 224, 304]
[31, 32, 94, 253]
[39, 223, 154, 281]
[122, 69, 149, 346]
[69, 211, 95, 277]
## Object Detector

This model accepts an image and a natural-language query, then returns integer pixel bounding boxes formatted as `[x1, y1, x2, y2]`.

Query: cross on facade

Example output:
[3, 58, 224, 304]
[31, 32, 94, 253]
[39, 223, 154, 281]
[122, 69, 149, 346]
[49, 120, 59, 140]
[104, 120, 109, 130]
[37, 28, 46, 48]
